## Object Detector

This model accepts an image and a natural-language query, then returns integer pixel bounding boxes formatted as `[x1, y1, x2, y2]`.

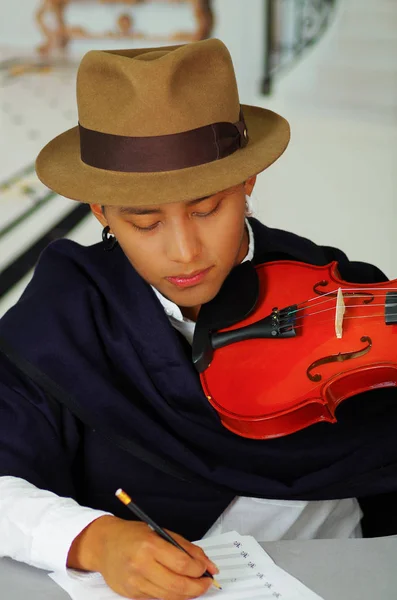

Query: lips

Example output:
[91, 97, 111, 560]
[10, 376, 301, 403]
[166, 267, 212, 288]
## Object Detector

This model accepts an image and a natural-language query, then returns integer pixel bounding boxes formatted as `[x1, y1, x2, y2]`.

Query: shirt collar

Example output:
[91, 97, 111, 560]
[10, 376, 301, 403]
[152, 218, 255, 323]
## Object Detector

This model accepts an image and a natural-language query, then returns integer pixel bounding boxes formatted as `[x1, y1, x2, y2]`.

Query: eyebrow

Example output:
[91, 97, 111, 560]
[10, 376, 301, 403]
[117, 195, 212, 216]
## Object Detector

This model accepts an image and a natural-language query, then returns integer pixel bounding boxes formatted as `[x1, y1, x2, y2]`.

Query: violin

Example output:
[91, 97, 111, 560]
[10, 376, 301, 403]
[192, 260, 397, 439]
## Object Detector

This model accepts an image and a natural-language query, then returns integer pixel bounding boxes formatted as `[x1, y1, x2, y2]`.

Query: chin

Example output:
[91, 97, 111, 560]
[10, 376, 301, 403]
[173, 282, 222, 308]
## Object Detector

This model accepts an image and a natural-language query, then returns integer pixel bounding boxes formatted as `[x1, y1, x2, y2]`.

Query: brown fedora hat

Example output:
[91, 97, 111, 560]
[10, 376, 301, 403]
[36, 38, 290, 206]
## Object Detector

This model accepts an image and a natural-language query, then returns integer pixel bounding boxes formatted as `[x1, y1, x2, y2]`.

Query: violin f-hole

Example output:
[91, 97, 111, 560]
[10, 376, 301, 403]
[306, 336, 372, 382]
[313, 280, 374, 304]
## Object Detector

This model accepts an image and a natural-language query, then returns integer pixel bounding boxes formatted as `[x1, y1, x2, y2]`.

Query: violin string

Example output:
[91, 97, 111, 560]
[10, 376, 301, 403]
[289, 302, 394, 323]
[299, 287, 397, 307]
[277, 303, 396, 329]
[295, 291, 391, 313]
[293, 310, 387, 323]
[266, 286, 397, 328]
[337, 314, 387, 320]
[290, 313, 385, 332]
[287, 293, 396, 319]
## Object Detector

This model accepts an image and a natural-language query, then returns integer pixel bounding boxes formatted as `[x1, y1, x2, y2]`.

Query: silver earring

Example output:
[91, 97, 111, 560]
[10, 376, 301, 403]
[245, 195, 253, 216]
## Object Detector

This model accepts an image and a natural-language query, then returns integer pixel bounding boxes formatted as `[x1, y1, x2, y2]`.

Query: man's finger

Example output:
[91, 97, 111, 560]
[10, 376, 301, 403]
[150, 537, 209, 578]
[163, 530, 218, 573]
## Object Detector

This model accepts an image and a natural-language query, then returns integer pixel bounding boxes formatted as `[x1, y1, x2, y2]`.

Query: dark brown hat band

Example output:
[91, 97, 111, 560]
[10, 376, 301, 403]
[79, 109, 248, 173]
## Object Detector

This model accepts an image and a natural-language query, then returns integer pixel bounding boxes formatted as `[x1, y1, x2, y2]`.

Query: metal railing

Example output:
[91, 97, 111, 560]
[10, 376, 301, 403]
[262, 0, 338, 94]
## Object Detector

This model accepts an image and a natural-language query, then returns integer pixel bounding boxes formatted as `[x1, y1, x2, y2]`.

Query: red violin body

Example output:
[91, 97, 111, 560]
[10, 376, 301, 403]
[199, 260, 397, 439]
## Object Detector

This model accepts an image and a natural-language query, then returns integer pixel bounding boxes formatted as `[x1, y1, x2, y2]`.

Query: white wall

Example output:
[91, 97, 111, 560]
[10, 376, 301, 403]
[251, 0, 397, 278]
[1, 0, 396, 278]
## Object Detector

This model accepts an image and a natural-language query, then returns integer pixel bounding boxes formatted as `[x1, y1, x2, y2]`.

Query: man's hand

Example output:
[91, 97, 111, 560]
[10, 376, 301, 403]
[68, 515, 219, 599]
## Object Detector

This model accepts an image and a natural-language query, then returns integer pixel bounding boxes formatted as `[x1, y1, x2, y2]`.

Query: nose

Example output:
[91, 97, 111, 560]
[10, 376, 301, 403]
[165, 220, 201, 264]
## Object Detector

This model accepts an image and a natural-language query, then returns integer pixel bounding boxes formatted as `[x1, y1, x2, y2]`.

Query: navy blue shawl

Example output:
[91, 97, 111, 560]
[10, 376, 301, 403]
[0, 218, 396, 539]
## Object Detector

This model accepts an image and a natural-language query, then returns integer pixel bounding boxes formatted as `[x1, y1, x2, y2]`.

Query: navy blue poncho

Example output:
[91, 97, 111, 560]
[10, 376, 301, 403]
[0, 218, 396, 539]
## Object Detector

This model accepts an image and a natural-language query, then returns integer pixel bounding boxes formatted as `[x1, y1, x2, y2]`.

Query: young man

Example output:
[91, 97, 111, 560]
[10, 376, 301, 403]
[0, 39, 396, 600]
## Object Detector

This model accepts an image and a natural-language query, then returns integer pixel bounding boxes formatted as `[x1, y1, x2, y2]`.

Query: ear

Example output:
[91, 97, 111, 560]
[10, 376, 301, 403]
[244, 175, 257, 197]
[90, 204, 108, 228]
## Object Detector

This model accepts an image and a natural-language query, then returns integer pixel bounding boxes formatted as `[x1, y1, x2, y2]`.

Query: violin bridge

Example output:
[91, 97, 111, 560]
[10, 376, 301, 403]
[335, 287, 346, 339]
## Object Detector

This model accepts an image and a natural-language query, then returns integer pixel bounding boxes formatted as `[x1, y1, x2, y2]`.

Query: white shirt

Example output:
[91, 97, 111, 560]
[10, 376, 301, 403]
[0, 219, 362, 573]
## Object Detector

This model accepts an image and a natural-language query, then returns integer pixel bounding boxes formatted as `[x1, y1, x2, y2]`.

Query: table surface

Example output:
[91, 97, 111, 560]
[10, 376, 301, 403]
[1, 536, 397, 600]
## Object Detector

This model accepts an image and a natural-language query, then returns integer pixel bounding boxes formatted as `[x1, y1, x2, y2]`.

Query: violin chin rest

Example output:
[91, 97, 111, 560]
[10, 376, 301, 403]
[192, 261, 259, 372]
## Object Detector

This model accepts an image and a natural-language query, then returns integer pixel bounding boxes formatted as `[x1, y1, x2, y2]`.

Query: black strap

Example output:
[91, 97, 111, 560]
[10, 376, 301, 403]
[0, 337, 223, 491]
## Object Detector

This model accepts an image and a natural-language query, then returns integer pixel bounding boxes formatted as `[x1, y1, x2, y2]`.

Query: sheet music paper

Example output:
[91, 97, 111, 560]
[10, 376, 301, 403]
[49, 531, 324, 600]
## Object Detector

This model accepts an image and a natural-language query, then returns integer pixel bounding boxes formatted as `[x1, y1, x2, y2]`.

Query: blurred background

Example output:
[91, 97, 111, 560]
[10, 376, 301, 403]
[0, 0, 396, 316]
